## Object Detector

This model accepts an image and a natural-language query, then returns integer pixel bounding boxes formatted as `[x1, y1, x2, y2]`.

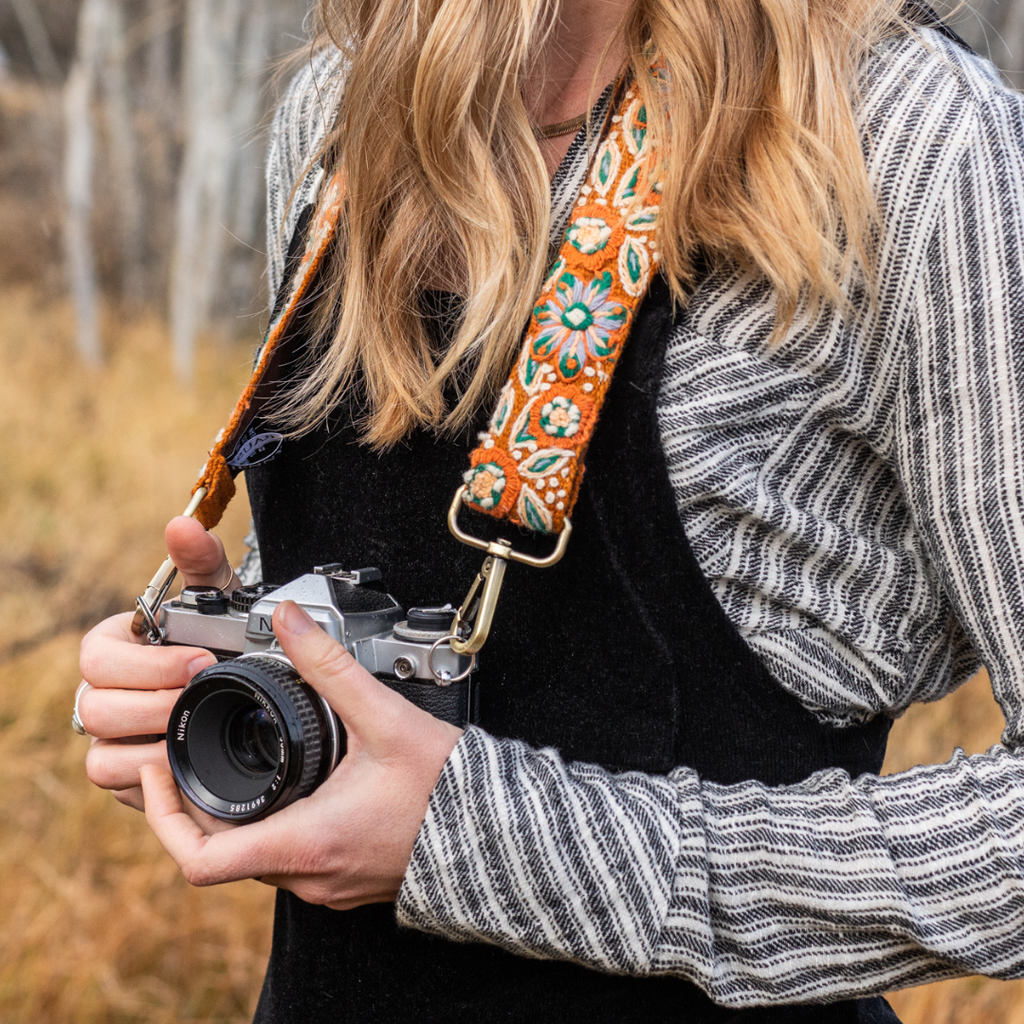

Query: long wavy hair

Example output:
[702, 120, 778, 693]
[276, 0, 903, 445]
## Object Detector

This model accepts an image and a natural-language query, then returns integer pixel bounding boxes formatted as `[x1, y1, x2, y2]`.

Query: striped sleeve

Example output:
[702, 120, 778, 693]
[398, 731, 1024, 1005]
[396, 45, 1024, 1006]
[265, 47, 345, 300]
[894, 83, 1024, 749]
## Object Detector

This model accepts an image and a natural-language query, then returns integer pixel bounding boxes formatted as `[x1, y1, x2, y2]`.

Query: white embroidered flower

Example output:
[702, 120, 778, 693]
[567, 217, 612, 255]
[540, 395, 582, 438]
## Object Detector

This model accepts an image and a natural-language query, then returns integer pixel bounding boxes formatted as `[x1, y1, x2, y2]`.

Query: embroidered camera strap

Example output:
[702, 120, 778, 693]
[186, 82, 661, 541]
[186, 170, 347, 531]
[462, 84, 662, 535]
[135, 80, 661, 643]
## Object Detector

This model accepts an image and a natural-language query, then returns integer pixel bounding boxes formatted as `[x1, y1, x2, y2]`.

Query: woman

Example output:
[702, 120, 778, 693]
[78, 0, 1024, 1017]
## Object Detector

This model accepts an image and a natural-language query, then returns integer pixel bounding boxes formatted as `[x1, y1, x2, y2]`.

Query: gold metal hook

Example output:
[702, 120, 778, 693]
[445, 485, 571, 656]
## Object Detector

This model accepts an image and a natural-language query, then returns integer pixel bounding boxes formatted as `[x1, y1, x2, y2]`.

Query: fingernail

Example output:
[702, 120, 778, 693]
[188, 655, 215, 678]
[278, 600, 314, 636]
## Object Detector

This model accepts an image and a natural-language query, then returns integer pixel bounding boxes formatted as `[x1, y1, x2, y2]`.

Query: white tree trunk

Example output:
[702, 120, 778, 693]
[143, 0, 175, 107]
[170, 0, 244, 380]
[100, 0, 145, 306]
[63, 0, 106, 367]
[225, 0, 272, 314]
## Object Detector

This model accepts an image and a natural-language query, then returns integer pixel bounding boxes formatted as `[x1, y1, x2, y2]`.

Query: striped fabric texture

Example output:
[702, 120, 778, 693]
[264, 32, 1024, 1004]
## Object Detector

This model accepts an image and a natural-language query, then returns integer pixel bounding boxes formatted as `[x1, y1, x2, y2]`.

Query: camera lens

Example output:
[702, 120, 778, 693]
[225, 705, 280, 774]
[166, 656, 342, 822]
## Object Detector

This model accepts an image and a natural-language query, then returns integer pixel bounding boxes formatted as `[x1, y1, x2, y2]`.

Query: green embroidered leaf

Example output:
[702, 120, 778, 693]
[511, 398, 538, 445]
[519, 355, 542, 391]
[625, 207, 658, 231]
[519, 450, 570, 477]
[518, 487, 554, 533]
[626, 244, 641, 283]
[618, 165, 639, 202]
[491, 385, 513, 434]
[618, 237, 651, 297]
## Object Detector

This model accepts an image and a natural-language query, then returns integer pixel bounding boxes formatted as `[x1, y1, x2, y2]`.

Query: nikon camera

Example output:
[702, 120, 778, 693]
[160, 565, 475, 823]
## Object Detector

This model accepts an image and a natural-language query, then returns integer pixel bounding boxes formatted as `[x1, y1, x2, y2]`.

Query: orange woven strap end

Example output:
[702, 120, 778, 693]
[463, 90, 661, 534]
[191, 454, 237, 530]
[183, 171, 346, 533]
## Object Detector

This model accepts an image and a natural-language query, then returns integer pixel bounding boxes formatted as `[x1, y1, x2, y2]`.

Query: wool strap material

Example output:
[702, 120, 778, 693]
[187, 84, 661, 539]
[463, 88, 661, 534]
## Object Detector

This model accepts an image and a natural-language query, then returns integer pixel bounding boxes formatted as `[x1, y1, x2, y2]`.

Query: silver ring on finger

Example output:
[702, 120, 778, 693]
[72, 680, 92, 736]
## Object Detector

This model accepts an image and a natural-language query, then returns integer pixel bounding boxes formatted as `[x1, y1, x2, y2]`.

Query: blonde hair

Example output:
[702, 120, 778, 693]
[277, 0, 903, 445]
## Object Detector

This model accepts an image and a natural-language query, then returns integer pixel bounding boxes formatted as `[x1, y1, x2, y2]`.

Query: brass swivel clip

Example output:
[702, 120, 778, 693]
[446, 484, 572, 656]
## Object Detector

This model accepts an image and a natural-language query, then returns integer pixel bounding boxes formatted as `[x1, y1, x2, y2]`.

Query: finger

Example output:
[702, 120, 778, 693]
[272, 601, 400, 736]
[86, 737, 168, 791]
[112, 786, 145, 811]
[82, 610, 147, 648]
[141, 765, 277, 886]
[166, 517, 240, 591]
[80, 625, 216, 690]
[77, 685, 180, 739]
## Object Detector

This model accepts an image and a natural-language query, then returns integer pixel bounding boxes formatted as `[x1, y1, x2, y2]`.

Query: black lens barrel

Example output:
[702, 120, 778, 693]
[166, 656, 341, 822]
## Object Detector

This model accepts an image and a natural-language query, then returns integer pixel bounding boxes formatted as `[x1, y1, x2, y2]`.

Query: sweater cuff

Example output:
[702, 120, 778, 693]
[395, 725, 688, 973]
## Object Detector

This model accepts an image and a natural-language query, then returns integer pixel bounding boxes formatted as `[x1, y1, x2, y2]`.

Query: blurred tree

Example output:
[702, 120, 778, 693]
[2, 0, 309, 369]
[0, 0, 1022, 369]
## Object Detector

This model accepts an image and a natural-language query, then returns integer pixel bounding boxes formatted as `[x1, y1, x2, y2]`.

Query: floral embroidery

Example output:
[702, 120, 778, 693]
[465, 81, 663, 533]
[539, 395, 582, 438]
[463, 461, 507, 510]
[532, 271, 627, 379]
[567, 217, 613, 255]
[195, 78, 664, 538]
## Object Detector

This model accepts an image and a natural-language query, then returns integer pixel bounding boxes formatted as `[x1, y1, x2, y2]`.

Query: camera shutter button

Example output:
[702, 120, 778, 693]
[181, 585, 221, 608]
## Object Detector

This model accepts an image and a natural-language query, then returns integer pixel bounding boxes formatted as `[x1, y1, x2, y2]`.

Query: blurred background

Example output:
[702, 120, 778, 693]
[2, 0, 1024, 1019]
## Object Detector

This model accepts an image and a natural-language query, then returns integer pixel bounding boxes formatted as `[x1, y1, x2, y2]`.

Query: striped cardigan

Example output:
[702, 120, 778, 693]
[258, 29, 1024, 1005]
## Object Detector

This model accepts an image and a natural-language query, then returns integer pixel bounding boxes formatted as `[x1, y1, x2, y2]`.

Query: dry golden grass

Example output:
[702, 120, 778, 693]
[3, 281, 1024, 1022]
[0, 286, 272, 1023]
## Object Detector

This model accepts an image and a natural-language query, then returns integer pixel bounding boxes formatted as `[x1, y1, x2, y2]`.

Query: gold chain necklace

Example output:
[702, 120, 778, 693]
[533, 111, 589, 140]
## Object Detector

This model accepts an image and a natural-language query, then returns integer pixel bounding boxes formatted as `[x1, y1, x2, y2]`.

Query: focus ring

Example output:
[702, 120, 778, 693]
[245, 657, 324, 801]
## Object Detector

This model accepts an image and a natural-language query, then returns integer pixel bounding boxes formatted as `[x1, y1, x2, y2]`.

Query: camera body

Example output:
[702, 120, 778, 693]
[160, 565, 475, 822]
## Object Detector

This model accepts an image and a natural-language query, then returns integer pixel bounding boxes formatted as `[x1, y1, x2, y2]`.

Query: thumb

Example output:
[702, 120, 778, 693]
[165, 516, 238, 591]
[271, 600, 399, 739]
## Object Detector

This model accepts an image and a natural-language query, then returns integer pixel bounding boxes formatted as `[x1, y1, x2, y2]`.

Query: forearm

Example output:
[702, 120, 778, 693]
[397, 727, 1024, 1006]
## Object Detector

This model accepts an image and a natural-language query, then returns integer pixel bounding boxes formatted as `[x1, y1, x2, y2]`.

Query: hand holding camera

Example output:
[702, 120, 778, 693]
[140, 599, 463, 909]
[80, 515, 465, 904]
[79, 517, 235, 811]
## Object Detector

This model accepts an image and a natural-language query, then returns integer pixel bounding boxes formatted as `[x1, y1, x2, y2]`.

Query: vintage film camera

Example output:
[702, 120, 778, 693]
[160, 565, 476, 823]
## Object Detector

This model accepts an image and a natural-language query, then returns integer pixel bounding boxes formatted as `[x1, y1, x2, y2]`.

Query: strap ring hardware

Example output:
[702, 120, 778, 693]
[428, 636, 477, 684]
[446, 486, 571, 656]
[446, 486, 573, 568]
